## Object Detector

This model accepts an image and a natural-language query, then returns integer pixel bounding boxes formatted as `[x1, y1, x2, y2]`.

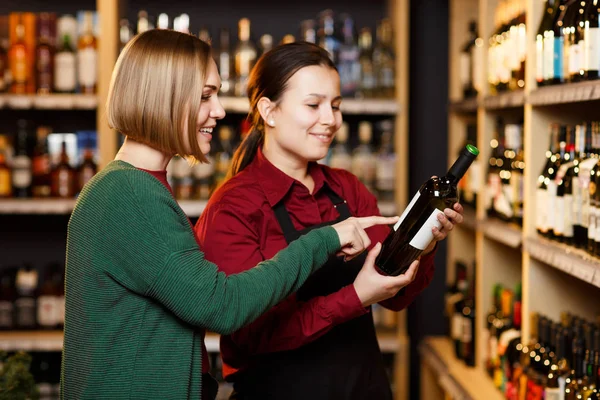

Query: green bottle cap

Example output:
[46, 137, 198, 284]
[466, 144, 479, 156]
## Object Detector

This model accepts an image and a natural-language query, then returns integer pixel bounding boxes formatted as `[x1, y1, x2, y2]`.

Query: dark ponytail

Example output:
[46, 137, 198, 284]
[226, 42, 336, 179]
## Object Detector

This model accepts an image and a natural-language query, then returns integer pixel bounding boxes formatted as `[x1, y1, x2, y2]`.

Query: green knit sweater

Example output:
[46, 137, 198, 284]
[61, 160, 340, 399]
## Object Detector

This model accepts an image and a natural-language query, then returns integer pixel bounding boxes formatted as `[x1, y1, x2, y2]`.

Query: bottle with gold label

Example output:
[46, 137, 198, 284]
[234, 18, 257, 97]
[77, 11, 97, 94]
[10, 19, 29, 94]
[35, 13, 55, 94]
[51, 140, 75, 198]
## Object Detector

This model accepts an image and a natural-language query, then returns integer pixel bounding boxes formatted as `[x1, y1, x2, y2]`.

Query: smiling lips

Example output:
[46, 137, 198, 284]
[310, 132, 334, 143]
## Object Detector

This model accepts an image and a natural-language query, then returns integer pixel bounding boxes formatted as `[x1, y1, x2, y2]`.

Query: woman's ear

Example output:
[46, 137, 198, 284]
[257, 97, 276, 127]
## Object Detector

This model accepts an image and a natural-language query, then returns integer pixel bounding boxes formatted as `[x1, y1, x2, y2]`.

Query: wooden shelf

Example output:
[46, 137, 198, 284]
[0, 94, 98, 110]
[479, 218, 522, 248]
[0, 199, 77, 214]
[0, 330, 401, 353]
[219, 96, 399, 115]
[482, 90, 525, 110]
[529, 81, 600, 106]
[419, 336, 503, 400]
[524, 236, 600, 289]
[449, 97, 479, 113]
[0, 199, 396, 218]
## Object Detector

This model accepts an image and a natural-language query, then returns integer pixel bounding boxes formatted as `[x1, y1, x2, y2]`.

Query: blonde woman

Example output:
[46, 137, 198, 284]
[60, 30, 416, 399]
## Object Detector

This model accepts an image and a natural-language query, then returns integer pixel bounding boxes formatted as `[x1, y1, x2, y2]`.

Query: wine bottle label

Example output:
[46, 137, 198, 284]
[536, 36, 544, 82]
[508, 27, 520, 71]
[394, 191, 421, 231]
[555, 196, 566, 235]
[569, 42, 581, 76]
[56, 295, 65, 326]
[408, 208, 443, 251]
[78, 47, 97, 87]
[547, 181, 558, 231]
[54, 52, 77, 91]
[452, 313, 463, 339]
[543, 388, 561, 400]
[563, 194, 574, 237]
[0, 170, 10, 195]
[12, 155, 32, 188]
[572, 176, 582, 226]
[554, 37, 564, 79]
[15, 297, 36, 327]
[0, 301, 13, 328]
[37, 295, 58, 327]
[537, 187, 548, 232]
[584, 27, 600, 72]
[461, 317, 472, 342]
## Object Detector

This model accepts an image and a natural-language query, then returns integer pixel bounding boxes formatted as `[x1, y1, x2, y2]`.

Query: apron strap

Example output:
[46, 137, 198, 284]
[273, 183, 352, 244]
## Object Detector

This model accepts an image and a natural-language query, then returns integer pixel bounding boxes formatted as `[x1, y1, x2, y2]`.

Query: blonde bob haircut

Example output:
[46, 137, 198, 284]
[106, 29, 211, 162]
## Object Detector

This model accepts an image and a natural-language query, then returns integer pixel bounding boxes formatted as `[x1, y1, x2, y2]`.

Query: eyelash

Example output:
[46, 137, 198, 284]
[307, 104, 341, 111]
[201, 95, 211, 101]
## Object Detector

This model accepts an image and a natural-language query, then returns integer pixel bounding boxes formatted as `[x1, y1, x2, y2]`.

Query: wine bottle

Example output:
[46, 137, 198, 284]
[375, 144, 479, 276]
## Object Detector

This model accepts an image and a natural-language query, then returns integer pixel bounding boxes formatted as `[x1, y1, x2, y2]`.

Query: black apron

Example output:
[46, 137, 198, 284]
[230, 184, 393, 400]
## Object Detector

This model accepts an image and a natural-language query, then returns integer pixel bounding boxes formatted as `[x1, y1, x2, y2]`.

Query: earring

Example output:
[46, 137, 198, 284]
[268, 120, 275, 127]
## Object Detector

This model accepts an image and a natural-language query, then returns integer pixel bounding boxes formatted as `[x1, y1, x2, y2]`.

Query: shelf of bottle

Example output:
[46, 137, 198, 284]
[529, 80, 600, 106]
[449, 97, 478, 114]
[0, 94, 98, 110]
[478, 217, 522, 248]
[419, 336, 503, 400]
[483, 90, 525, 111]
[0, 330, 401, 353]
[0, 199, 397, 217]
[218, 96, 399, 115]
[524, 235, 600, 289]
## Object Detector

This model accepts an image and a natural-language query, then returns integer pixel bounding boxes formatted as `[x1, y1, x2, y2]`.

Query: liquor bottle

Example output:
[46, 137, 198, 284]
[589, 125, 600, 253]
[375, 120, 397, 202]
[15, 264, 38, 330]
[536, 0, 560, 86]
[375, 145, 479, 276]
[119, 19, 132, 53]
[50, 140, 75, 198]
[329, 122, 352, 171]
[563, 0, 584, 83]
[0, 269, 16, 330]
[35, 13, 55, 94]
[54, 33, 76, 93]
[77, 11, 97, 94]
[192, 154, 215, 200]
[234, 18, 257, 97]
[0, 23, 7, 93]
[357, 28, 376, 99]
[157, 13, 169, 30]
[584, 0, 600, 80]
[137, 10, 150, 34]
[461, 273, 476, 367]
[545, 329, 571, 400]
[460, 21, 479, 98]
[565, 337, 586, 399]
[555, 125, 576, 243]
[515, 0, 527, 90]
[300, 20, 317, 43]
[218, 28, 233, 96]
[77, 144, 97, 193]
[573, 124, 594, 248]
[486, 119, 505, 218]
[547, 125, 568, 239]
[351, 121, 376, 192]
[12, 119, 32, 198]
[338, 14, 360, 98]
[214, 126, 234, 189]
[10, 19, 29, 94]
[373, 18, 395, 98]
[0, 135, 11, 197]
[544, 1, 568, 85]
[259, 34, 273, 57]
[31, 126, 52, 198]
[37, 264, 60, 330]
[317, 9, 340, 63]
[172, 156, 193, 200]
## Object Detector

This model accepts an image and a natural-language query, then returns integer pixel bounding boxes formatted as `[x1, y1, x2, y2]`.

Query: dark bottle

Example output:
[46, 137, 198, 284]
[50, 140, 75, 198]
[537, 124, 560, 236]
[544, 0, 570, 85]
[536, 0, 560, 86]
[573, 124, 593, 248]
[565, 337, 586, 399]
[218, 28, 233, 96]
[545, 329, 571, 399]
[0, 268, 16, 330]
[15, 264, 39, 330]
[77, 146, 97, 193]
[37, 264, 61, 330]
[12, 119, 32, 198]
[460, 21, 479, 98]
[554, 125, 576, 244]
[31, 126, 52, 198]
[375, 145, 479, 276]
[35, 13, 55, 94]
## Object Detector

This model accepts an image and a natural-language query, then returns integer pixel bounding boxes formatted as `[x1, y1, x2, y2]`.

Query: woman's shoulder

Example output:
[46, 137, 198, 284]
[205, 169, 269, 215]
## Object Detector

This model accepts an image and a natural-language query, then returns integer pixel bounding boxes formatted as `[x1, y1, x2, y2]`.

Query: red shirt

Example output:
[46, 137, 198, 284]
[139, 168, 211, 376]
[195, 148, 436, 378]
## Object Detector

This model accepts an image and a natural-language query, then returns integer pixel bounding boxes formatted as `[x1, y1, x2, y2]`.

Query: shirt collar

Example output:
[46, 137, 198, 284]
[251, 147, 327, 207]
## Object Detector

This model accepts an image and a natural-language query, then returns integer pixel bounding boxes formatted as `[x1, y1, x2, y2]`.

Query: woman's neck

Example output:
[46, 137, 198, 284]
[115, 137, 172, 171]
[262, 141, 314, 192]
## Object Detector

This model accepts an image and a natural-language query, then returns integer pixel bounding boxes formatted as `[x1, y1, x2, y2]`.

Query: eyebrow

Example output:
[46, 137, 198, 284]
[307, 93, 343, 101]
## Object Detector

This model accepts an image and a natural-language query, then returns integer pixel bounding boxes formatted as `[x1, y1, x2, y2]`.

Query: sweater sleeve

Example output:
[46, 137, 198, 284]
[106, 170, 341, 335]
